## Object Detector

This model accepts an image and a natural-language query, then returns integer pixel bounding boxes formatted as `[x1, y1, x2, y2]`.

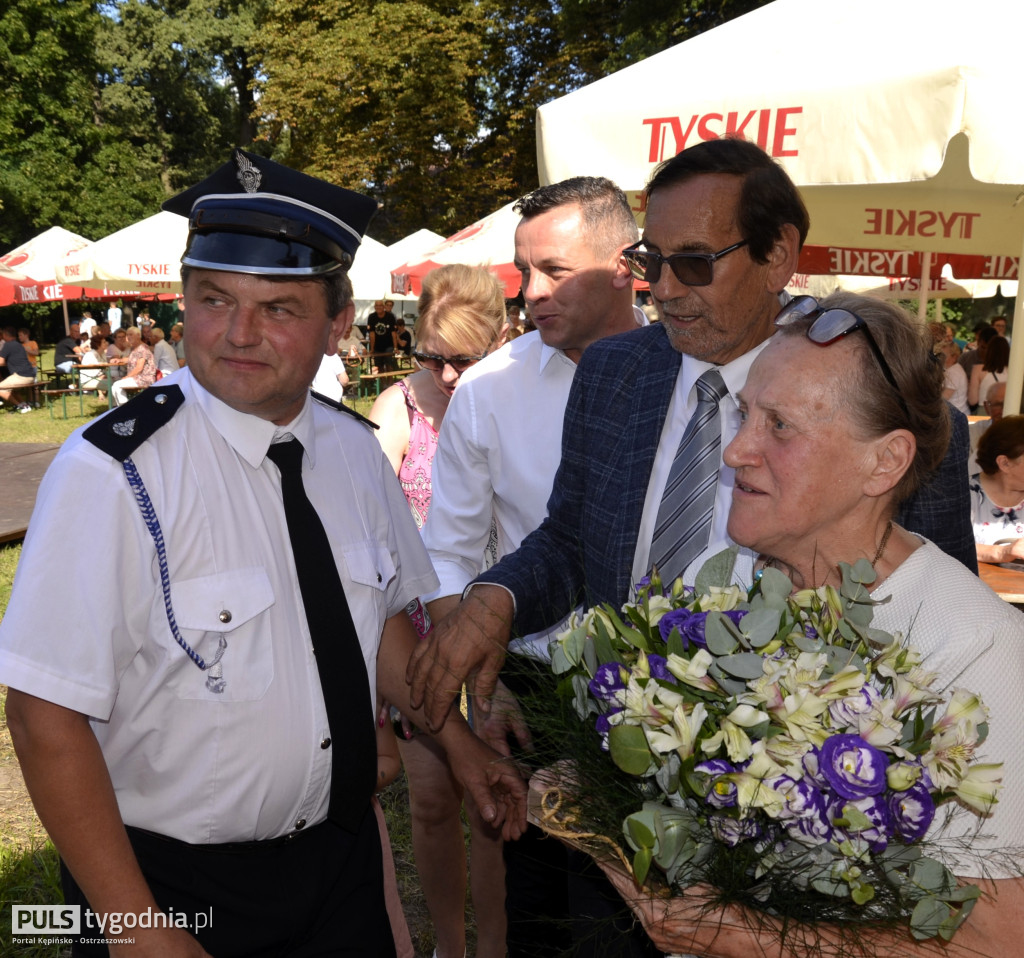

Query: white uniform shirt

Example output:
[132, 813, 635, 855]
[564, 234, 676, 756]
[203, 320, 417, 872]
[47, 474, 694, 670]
[631, 340, 771, 589]
[0, 369, 436, 843]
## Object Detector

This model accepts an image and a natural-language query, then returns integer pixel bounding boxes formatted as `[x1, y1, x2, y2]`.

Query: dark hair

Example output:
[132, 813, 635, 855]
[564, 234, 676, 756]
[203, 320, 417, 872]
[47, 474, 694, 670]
[982, 335, 1010, 374]
[1, 326, 15, 338]
[89, 334, 105, 350]
[180, 265, 353, 317]
[645, 137, 810, 263]
[977, 415, 1024, 475]
[776, 292, 949, 504]
[514, 176, 638, 256]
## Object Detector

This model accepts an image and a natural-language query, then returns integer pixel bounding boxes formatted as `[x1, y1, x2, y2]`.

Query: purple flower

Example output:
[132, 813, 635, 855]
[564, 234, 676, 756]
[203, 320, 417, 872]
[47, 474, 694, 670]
[802, 747, 829, 789]
[839, 794, 893, 852]
[647, 653, 676, 683]
[589, 663, 626, 702]
[710, 815, 761, 847]
[888, 781, 936, 843]
[659, 608, 746, 650]
[828, 686, 881, 728]
[595, 707, 623, 752]
[695, 759, 739, 808]
[819, 734, 889, 800]
[768, 775, 827, 822]
[636, 575, 652, 589]
[784, 806, 833, 844]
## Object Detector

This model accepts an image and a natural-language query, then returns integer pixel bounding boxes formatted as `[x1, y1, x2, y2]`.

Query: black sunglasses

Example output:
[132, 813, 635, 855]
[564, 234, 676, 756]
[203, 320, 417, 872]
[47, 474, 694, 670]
[774, 295, 910, 418]
[622, 239, 749, 287]
[412, 349, 489, 374]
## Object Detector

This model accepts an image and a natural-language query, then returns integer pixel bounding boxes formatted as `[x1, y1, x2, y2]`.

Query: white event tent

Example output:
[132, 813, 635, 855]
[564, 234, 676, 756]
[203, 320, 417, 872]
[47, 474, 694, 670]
[535, 0, 1024, 412]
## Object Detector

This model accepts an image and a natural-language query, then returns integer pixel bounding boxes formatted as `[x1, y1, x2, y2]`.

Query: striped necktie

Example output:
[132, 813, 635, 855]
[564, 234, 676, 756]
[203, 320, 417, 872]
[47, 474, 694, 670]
[648, 368, 729, 587]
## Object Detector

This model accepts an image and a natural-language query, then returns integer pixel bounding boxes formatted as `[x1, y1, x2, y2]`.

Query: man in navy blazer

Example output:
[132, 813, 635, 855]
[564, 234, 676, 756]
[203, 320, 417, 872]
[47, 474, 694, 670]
[408, 137, 976, 731]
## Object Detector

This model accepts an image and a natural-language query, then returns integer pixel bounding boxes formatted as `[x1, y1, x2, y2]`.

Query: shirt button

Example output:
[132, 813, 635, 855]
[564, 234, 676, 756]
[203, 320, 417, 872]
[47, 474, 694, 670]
[320, 737, 332, 749]
[218, 609, 232, 624]
[376, 572, 382, 583]
[294, 818, 306, 830]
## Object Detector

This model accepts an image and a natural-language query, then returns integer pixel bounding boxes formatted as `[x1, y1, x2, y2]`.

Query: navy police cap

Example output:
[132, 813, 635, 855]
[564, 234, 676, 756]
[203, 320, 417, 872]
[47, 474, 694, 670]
[162, 149, 377, 276]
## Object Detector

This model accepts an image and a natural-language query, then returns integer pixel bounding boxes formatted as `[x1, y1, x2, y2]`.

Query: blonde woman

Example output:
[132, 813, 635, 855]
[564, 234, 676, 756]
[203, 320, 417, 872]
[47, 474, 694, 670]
[371, 264, 507, 958]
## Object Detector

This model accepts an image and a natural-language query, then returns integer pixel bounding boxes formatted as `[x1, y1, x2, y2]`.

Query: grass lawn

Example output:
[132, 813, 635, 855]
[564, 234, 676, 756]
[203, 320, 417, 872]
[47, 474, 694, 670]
[0, 387, 461, 958]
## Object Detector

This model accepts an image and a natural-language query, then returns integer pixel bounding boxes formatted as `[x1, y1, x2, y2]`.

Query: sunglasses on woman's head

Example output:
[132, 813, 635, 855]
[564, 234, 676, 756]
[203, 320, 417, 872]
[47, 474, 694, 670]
[774, 295, 910, 418]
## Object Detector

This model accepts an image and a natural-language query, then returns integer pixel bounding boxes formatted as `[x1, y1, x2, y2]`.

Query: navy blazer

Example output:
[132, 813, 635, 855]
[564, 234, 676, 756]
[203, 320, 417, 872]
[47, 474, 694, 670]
[477, 323, 977, 638]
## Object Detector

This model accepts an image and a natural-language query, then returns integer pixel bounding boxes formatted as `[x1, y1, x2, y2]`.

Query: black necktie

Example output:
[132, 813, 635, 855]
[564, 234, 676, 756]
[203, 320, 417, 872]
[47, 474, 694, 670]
[266, 438, 375, 831]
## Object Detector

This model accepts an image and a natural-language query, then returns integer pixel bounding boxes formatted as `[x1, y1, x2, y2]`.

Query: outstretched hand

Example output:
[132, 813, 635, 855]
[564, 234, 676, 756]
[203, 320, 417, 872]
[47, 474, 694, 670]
[407, 586, 515, 731]
[448, 729, 529, 842]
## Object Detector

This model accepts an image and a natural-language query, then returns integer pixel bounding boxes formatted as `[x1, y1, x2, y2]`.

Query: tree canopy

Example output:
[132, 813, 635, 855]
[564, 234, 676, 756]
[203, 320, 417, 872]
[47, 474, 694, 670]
[0, 0, 767, 252]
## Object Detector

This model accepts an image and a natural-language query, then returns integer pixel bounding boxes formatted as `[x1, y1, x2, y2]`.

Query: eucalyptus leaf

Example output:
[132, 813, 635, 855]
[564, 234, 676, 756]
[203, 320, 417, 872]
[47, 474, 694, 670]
[582, 635, 598, 676]
[716, 651, 767, 680]
[792, 632, 825, 653]
[756, 565, 793, 598]
[693, 546, 738, 593]
[707, 661, 746, 696]
[623, 811, 657, 851]
[609, 725, 653, 776]
[910, 898, 950, 940]
[704, 615, 739, 655]
[739, 607, 782, 648]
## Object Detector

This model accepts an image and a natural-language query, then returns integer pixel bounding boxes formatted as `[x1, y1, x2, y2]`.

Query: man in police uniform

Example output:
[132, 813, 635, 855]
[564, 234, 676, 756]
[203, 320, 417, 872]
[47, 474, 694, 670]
[0, 149, 525, 957]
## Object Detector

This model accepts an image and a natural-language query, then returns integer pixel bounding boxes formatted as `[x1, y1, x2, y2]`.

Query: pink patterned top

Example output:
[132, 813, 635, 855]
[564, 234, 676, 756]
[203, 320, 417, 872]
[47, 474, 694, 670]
[397, 378, 439, 530]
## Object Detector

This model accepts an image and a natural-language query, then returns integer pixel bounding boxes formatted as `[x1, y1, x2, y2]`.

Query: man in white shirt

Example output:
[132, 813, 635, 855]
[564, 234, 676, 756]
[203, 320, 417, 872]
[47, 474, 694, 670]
[421, 176, 651, 958]
[1, 149, 524, 957]
[150, 326, 179, 378]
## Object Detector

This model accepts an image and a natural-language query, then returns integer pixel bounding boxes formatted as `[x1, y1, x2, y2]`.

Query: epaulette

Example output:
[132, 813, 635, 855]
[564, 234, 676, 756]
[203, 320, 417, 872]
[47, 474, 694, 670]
[83, 385, 186, 461]
[311, 389, 379, 430]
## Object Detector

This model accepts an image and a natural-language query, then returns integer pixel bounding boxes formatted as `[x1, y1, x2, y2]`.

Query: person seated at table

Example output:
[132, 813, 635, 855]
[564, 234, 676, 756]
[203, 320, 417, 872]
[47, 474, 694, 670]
[78, 334, 109, 398]
[149, 326, 179, 379]
[395, 318, 413, 359]
[111, 326, 157, 406]
[105, 327, 129, 380]
[969, 415, 1024, 565]
[601, 291, 1024, 958]
[17, 328, 40, 379]
[54, 320, 83, 375]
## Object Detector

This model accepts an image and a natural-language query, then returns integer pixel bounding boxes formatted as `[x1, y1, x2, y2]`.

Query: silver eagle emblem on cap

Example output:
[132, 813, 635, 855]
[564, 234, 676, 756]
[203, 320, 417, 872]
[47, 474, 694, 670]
[235, 151, 262, 193]
[112, 419, 136, 437]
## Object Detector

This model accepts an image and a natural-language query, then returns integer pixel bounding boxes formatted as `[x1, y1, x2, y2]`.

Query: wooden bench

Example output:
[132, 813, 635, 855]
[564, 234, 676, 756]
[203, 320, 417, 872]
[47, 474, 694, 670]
[358, 369, 412, 398]
[40, 386, 85, 419]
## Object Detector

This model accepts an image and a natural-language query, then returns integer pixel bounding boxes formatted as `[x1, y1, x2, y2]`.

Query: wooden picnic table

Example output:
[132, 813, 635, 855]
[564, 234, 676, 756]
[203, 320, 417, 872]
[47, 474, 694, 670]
[979, 560, 1024, 609]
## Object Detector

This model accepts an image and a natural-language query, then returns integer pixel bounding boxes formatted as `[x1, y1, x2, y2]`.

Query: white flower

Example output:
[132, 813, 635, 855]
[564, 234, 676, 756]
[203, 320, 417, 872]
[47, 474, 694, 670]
[645, 702, 708, 760]
[952, 763, 1003, 814]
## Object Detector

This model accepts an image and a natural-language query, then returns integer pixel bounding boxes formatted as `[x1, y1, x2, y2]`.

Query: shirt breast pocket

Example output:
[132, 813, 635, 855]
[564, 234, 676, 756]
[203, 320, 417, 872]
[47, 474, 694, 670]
[339, 542, 396, 648]
[167, 567, 275, 701]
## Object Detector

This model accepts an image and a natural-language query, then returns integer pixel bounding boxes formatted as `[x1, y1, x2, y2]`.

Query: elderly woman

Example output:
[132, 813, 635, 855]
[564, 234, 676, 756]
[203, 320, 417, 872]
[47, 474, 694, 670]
[603, 292, 1024, 957]
[111, 326, 157, 406]
[970, 415, 1024, 565]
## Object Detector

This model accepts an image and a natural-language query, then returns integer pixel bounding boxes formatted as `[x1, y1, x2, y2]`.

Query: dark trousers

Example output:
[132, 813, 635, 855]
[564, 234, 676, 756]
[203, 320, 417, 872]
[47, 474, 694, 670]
[62, 806, 395, 957]
[502, 659, 661, 958]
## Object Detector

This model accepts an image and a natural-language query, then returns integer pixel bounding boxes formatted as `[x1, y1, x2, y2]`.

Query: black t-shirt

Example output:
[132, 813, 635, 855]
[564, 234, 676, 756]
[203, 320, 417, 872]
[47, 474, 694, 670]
[54, 335, 79, 366]
[396, 329, 412, 355]
[370, 313, 397, 354]
[0, 339, 33, 378]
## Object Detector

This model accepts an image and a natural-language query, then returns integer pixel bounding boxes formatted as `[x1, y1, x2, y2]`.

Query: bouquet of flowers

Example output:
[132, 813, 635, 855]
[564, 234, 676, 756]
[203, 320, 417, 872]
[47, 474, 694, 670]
[536, 549, 1003, 945]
